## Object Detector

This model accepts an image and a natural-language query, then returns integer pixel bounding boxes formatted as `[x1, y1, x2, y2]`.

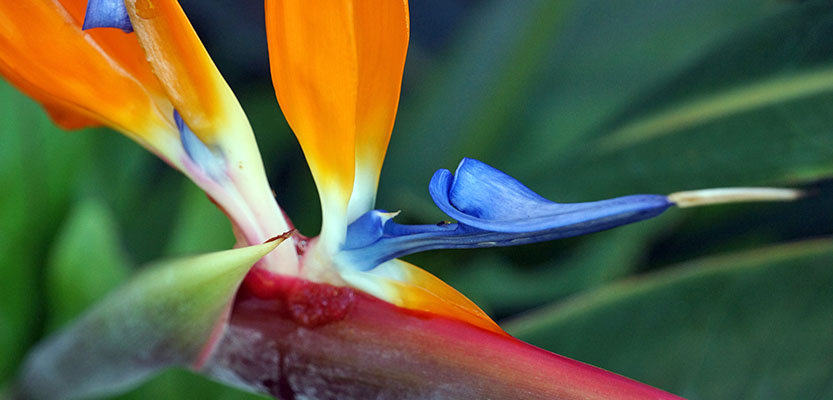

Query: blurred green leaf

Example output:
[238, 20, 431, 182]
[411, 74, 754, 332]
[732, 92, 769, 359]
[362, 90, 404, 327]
[0, 80, 94, 381]
[165, 183, 235, 256]
[113, 368, 267, 400]
[505, 238, 833, 399]
[531, 0, 833, 200]
[384, 0, 784, 214]
[508, 0, 788, 170]
[383, 0, 576, 218]
[0, 94, 35, 381]
[45, 198, 132, 331]
[448, 215, 679, 317]
[81, 132, 158, 220]
[116, 173, 187, 264]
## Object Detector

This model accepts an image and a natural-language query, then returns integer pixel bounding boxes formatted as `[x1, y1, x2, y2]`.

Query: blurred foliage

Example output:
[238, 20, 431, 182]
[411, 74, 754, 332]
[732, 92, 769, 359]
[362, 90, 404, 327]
[1, 0, 833, 399]
[44, 198, 131, 332]
[505, 239, 833, 399]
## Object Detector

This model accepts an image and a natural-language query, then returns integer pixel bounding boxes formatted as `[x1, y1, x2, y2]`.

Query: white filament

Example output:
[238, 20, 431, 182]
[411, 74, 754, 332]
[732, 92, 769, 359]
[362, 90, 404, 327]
[668, 187, 803, 208]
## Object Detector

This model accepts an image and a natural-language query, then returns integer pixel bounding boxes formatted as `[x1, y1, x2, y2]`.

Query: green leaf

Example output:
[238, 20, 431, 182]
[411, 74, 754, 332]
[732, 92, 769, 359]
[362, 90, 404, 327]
[448, 215, 679, 316]
[0, 80, 94, 381]
[531, 0, 833, 200]
[113, 369, 267, 400]
[15, 240, 284, 400]
[383, 0, 576, 218]
[381, 1, 795, 322]
[505, 238, 833, 399]
[45, 198, 132, 331]
[506, 0, 788, 173]
[383, 0, 783, 215]
[165, 183, 235, 256]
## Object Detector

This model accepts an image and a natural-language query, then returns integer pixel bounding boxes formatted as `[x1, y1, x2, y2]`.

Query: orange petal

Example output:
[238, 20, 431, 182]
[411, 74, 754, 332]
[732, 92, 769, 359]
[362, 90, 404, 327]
[0, 57, 98, 130]
[42, 102, 101, 130]
[266, 0, 409, 247]
[349, 1, 410, 220]
[0, 1, 170, 137]
[61, 0, 163, 96]
[341, 259, 505, 335]
[265, 0, 358, 247]
[124, 0, 247, 144]
[392, 261, 505, 335]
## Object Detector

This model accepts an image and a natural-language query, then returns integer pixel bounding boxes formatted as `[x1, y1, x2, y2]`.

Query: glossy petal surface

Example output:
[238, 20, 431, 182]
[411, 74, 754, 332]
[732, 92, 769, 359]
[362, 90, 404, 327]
[124, 0, 248, 144]
[0, 0, 169, 137]
[347, 0, 410, 221]
[266, 0, 409, 249]
[432, 158, 672, 232]
[339, 259, 502, 334]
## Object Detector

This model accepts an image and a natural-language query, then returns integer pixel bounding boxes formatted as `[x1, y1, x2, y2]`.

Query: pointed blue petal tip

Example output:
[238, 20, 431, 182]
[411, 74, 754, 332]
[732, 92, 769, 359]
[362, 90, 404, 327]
[341, 158, 672, 271]
[82, 0, 133, 33]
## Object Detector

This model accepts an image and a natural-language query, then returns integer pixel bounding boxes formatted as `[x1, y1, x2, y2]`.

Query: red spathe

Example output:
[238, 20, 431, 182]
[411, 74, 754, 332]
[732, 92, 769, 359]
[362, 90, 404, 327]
[202, 279, 683, 400]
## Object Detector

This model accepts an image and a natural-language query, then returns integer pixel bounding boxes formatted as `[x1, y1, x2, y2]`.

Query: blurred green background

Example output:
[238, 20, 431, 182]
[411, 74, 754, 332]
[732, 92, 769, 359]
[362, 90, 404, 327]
[3, 0, 833, 398]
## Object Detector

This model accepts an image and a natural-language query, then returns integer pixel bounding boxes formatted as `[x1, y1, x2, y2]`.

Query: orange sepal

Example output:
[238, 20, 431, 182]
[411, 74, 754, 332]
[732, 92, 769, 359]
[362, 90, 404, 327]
[124, 0, 244, 143]
[43, 102, 101, 131]
[266, 0, 358, 203]
[383, 260, 505, 335]
[60, 0, 163, 95]
[0, 58, 99, 130]
[351, 1, 410, 209]
[0, 1, 169, 137]
[266, 0, 410, 224]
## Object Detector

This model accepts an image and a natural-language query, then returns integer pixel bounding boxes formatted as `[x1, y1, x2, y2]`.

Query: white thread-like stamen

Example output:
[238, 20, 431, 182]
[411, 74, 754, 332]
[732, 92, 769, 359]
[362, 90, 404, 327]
[668, 187, 803, 208]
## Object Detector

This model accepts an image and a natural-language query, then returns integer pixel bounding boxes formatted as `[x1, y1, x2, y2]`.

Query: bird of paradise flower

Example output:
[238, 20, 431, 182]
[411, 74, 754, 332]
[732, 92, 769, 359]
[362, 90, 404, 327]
[0, 0, 801, 399]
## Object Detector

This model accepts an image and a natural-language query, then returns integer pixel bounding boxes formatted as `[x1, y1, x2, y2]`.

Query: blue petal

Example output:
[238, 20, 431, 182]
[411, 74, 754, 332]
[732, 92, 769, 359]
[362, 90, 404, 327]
[344, 210, 398, 249]
[339, 158, 672, 271]
[431, 158, 669, 232]
[82, 0, 133, 33]
[175, 111, 226, 181]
